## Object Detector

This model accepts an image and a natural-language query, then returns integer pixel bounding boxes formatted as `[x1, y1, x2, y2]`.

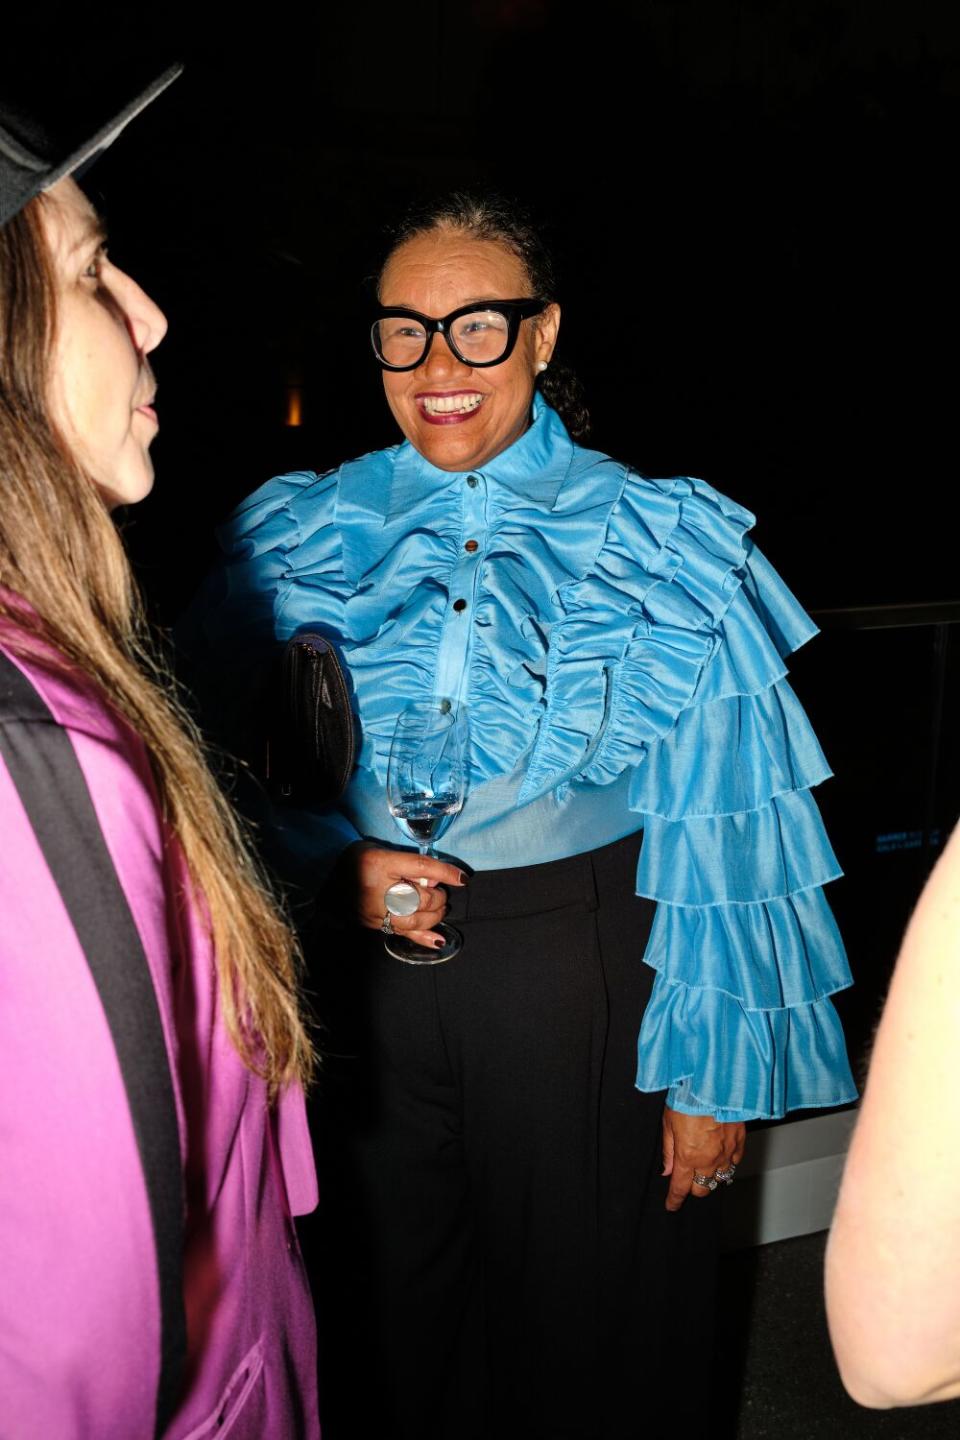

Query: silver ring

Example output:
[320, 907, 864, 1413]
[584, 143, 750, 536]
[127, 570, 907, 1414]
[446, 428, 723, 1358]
[384, 881, 420, 917]
[381, 913, 394, 935]
[692, 1172, 719, 1192]
[715, 1165, 736, 1186]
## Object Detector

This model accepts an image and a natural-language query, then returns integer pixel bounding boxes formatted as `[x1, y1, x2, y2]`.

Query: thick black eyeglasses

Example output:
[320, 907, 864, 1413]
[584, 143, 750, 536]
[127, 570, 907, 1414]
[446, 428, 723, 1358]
[371, 298, 547, 371]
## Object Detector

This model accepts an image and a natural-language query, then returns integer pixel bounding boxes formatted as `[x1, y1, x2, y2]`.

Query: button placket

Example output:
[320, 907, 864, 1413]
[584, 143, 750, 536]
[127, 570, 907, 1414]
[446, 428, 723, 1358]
[434, 473, 487, 702]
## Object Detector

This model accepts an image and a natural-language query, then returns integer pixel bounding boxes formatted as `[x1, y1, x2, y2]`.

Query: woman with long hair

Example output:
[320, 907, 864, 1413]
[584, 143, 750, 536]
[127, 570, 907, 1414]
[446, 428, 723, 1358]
[0, 68, 319, 1438]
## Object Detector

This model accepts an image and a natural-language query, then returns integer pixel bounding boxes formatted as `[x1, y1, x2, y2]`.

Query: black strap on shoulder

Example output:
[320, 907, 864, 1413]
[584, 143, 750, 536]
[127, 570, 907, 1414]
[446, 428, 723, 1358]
[0, 651, 186, 1436]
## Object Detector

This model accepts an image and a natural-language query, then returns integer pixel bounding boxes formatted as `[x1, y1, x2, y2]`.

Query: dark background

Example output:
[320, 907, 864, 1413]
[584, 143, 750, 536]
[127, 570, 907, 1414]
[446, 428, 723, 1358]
[47, 3, 960, 1064]
[76, 0, 956, 620]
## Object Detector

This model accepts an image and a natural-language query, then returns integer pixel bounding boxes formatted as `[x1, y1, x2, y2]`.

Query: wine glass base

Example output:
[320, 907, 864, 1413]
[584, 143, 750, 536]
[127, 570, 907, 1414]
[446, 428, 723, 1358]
[384, 923, 463, 965]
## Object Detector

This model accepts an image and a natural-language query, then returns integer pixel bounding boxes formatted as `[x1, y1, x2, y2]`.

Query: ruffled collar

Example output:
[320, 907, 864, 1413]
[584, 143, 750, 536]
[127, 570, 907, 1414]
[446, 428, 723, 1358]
[373, 393, 575, 521]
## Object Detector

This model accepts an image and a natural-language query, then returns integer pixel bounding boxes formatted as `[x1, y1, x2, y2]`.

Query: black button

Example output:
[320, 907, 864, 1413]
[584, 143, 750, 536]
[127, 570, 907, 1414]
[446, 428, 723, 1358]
[466, 475, 479, 488]
[453, 598, 467, 613]
[464, 539, 479, 553]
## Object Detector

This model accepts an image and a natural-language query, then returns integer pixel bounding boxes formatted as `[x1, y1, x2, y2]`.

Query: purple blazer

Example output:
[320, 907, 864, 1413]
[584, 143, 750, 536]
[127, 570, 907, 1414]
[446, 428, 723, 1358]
[0, 635, 320, 1438]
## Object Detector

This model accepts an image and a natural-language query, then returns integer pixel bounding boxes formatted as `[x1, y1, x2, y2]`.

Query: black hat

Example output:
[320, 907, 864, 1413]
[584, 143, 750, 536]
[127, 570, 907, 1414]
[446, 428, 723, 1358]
[0, 61, 182, 229]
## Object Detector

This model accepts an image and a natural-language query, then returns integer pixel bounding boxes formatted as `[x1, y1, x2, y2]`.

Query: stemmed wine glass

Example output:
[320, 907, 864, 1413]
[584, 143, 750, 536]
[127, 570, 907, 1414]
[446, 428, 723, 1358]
[384, 697, 467, 964]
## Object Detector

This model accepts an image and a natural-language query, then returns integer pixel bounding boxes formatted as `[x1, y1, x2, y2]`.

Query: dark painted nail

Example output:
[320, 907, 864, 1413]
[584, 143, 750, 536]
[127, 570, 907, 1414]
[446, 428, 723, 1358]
[459, 871, 469, 885]
[434, 939, 445, 949]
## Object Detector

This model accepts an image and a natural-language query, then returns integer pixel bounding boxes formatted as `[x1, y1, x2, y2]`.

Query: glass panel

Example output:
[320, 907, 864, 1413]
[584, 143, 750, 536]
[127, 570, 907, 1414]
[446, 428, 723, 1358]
[375, 316, 428, 366]
[449, 309, 510, 363]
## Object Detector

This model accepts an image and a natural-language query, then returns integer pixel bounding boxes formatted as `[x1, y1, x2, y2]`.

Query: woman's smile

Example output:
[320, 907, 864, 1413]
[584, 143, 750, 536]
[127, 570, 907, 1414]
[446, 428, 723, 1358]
[416, 389, 486, 423]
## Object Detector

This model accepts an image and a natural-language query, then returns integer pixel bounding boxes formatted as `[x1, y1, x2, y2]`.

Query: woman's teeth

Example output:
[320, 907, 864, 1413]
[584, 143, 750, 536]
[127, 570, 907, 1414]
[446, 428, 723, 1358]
[421, 394, 484, 415]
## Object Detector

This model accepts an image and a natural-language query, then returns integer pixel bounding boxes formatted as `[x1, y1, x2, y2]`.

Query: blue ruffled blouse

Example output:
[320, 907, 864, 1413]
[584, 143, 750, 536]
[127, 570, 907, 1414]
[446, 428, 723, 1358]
[182, 396, 856, 1122]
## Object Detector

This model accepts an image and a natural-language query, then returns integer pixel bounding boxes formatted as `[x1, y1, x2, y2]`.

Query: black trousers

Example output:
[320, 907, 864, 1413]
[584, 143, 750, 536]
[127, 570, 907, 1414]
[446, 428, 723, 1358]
[307, 831, 720, 1439]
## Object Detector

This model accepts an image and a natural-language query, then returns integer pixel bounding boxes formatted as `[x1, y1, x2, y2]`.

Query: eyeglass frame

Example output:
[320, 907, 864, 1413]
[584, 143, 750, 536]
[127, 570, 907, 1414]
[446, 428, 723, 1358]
[370, 298, 549, 372]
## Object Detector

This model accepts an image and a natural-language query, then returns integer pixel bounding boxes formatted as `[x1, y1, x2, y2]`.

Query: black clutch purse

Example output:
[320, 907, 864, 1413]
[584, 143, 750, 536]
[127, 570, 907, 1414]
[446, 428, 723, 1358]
[264, 631, 356, 807]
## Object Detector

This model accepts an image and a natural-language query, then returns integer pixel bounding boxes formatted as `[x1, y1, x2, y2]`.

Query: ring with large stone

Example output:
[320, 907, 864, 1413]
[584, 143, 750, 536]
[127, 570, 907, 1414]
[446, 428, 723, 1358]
[384, 881, 421, 917]
[692, 1171, 719, 1192]
[715, 1165, 736, 1186]
[381, 912, 394, 935]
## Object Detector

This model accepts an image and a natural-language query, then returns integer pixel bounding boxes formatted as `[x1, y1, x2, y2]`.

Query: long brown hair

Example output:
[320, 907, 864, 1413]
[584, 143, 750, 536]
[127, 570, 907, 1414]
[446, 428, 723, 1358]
[0, 198, 315, 1097]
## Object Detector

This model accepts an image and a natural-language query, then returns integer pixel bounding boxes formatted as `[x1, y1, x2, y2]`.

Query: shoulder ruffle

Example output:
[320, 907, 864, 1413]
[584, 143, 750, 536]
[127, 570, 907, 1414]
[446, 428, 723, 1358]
[518, 473, 758, 803]
[222, 468, 354, 627]
[210, 468, 355, 646]
[219, 470, 313, 557]
[178, 469, 339, 686]
[176, 468, 356, 762]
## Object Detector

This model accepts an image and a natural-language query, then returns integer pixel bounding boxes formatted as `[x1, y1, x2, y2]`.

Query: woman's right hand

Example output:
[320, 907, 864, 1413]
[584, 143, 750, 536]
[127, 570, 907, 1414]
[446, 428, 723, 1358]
[343, 844, 468, 950]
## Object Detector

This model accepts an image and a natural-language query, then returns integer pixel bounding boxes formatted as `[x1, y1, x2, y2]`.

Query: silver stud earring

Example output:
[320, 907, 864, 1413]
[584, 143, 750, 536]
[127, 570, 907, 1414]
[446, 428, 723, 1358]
[537, 360, 549, 373]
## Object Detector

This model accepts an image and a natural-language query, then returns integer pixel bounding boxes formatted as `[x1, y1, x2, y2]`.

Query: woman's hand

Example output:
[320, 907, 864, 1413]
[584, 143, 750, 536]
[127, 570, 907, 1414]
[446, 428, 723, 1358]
[661, 1107, 746, 1212]
[342, 843, 468, 950]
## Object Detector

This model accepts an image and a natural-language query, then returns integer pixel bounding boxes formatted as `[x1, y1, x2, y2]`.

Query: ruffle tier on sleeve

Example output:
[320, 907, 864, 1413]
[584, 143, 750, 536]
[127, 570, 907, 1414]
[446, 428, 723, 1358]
[520, 470, 856, 1121]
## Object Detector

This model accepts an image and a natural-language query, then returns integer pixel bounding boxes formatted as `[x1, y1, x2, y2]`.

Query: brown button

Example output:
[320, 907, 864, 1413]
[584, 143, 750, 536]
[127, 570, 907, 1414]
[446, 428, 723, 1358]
[464, 539, 479, 553]
[453, 598, 467, 613]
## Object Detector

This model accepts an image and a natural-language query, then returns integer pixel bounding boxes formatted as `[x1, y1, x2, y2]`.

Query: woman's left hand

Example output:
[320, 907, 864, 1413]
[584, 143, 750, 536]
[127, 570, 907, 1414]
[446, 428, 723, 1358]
[661, 1107, 746, 1212]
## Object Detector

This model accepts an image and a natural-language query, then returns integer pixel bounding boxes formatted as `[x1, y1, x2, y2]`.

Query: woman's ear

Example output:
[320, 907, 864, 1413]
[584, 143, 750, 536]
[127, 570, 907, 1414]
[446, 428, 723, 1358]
[534, 303, 561, 367]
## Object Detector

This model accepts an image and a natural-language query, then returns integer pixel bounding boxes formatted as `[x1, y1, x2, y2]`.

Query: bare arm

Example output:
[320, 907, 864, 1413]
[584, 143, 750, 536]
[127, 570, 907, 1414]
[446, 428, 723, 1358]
[826, 821, 960, 1407]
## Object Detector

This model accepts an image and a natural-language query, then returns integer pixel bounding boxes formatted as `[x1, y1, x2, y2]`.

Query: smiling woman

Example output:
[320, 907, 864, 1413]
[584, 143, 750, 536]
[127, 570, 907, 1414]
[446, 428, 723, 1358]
[181, 189, 856, 1439]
